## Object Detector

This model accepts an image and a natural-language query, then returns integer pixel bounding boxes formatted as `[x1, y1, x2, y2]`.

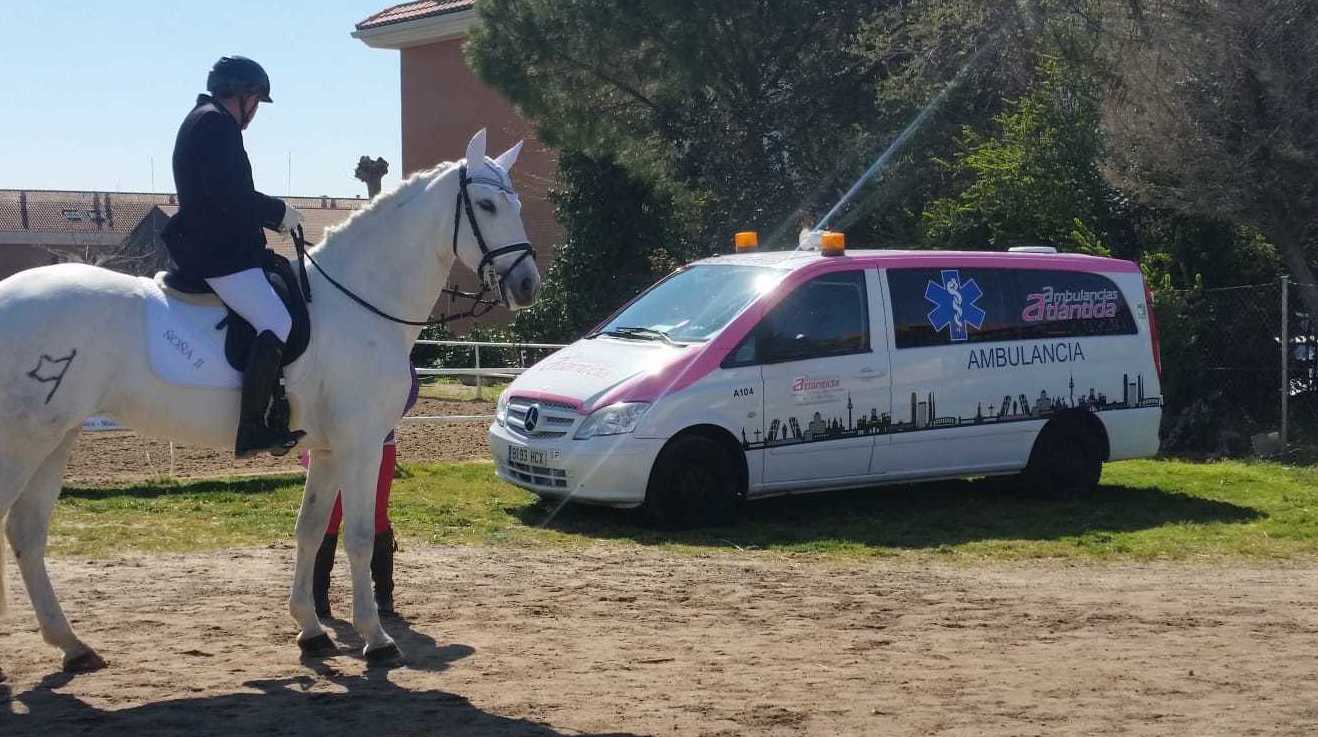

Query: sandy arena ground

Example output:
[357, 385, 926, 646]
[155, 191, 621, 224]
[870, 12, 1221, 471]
[64, 398, 496, 484]
[20, 398, 1318, 734]
[2, 547, 1318, 736]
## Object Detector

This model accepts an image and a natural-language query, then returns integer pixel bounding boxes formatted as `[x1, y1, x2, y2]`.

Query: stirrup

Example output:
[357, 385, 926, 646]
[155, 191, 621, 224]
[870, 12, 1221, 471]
[267, 431, 306, 458]
[236, 424, 304, 459]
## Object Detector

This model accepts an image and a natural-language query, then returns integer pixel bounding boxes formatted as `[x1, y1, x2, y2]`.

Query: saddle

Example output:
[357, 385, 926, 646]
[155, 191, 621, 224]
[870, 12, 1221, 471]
[161, 251, 312, 372]
[160, 253, 311, 437]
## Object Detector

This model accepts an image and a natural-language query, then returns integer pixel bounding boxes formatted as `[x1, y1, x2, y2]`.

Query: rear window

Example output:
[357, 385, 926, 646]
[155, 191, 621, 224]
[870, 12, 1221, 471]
[888, 267, 1137, 349]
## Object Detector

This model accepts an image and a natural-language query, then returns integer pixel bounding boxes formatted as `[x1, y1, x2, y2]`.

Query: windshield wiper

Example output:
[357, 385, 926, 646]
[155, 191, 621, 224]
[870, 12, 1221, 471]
[601, 326, 679, 346]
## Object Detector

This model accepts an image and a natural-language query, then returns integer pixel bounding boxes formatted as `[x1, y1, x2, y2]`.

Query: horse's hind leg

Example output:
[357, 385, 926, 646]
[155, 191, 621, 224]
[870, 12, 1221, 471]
[4, 429, 105, 673]
[0, 446, 42, 645]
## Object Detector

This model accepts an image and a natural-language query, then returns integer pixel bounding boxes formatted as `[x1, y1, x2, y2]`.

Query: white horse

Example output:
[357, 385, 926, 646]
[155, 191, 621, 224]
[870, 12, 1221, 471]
[0, 130, 540, 672]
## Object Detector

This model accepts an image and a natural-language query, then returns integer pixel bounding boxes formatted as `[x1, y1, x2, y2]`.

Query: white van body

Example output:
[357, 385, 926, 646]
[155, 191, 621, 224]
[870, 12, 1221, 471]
[489, 249, 1162, 517]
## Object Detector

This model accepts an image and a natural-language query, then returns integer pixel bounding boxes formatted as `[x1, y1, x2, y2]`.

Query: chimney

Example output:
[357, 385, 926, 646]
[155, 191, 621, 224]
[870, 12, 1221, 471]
[354, 156, 389, 199]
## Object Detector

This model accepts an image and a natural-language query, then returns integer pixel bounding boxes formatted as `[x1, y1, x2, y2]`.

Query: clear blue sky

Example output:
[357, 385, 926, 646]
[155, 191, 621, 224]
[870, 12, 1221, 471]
[0, 0, 404, 198]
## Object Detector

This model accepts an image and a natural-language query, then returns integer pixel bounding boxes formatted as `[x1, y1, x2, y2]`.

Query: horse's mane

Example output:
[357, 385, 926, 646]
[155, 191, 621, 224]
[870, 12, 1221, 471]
[319, 160, 460, 245]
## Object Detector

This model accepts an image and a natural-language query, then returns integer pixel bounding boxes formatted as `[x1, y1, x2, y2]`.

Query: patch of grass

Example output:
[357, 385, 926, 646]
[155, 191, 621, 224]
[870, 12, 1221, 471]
[51, 474, 307, 556]
[418, 378, 506, 403]
[41, 459, 1318, 561]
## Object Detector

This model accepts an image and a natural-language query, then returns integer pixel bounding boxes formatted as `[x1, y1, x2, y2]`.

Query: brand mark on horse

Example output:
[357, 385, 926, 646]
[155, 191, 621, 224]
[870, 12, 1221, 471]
[26, 349, 77, 404]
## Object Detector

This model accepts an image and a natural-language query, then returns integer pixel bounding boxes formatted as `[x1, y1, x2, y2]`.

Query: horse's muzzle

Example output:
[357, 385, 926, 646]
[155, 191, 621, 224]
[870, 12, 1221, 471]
[506, 270, 541, 311]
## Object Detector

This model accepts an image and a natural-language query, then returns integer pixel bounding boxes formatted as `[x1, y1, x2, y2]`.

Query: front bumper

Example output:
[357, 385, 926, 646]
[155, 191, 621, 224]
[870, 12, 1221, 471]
[488, 422, 663, 508]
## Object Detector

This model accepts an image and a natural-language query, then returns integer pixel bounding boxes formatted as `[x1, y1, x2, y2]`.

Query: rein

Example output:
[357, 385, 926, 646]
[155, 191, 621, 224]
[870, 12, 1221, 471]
[291, 164, 535, 327]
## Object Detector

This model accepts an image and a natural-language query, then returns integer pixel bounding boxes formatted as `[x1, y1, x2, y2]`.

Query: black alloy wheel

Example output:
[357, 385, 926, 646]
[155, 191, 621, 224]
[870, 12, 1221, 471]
[642, 435, 740, 529]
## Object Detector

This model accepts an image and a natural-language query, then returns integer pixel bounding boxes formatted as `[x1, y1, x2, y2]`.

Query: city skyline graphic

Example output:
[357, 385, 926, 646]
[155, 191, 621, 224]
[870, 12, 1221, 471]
[740, 371, 1161, 451]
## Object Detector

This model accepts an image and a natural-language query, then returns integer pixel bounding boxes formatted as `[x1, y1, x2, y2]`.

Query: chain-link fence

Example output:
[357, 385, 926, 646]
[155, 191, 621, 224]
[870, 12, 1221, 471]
[1155, 278, 1316, 458]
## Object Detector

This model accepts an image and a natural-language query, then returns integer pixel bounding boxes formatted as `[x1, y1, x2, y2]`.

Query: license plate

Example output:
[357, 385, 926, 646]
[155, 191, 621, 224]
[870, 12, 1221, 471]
[508, 445, 550, 466]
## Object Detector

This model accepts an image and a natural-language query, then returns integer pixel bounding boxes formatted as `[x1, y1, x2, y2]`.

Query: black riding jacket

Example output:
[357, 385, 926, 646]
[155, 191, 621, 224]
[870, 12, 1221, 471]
[161, 94, 286, 279]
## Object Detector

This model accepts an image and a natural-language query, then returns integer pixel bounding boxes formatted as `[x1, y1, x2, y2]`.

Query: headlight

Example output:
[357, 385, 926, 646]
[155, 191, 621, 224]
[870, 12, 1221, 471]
[496, 391, 510, 427]
[574, 402, 650, 440]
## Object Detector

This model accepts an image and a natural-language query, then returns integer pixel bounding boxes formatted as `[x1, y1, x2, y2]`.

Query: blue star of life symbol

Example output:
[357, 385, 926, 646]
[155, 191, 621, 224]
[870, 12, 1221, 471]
[924, 269, 986, 342]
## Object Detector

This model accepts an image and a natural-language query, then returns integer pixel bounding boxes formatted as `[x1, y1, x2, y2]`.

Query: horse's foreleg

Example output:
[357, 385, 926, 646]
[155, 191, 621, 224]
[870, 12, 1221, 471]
[336, 444, 399, 663]
[289, 448, 346, 655]
[4, 430, 105, 672]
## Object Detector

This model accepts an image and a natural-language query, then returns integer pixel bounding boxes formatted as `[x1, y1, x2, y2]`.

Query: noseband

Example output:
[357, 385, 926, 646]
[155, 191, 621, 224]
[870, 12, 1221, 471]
[293, 164, 536, 327]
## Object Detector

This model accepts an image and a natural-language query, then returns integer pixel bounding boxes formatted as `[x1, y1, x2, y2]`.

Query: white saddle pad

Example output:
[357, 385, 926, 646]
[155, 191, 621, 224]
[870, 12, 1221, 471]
[141, 275, 242, 389]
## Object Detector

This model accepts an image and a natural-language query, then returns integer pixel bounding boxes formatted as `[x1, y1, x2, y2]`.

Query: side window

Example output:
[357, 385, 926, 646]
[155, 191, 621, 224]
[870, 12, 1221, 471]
[724, 333, 759, 367]
[760, 270, 869, 363]
[888, 267, 1137, 349]
[1014, 270, 1137, 339]
[889, 268, 1014, 348]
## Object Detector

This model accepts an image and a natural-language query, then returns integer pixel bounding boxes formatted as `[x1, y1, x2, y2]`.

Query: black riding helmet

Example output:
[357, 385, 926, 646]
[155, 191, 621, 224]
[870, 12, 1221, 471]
[206, 56, 273, 103]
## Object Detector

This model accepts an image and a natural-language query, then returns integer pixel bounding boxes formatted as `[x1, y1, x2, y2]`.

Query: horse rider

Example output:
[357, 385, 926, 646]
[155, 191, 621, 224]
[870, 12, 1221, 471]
[161, 56, 306, 458]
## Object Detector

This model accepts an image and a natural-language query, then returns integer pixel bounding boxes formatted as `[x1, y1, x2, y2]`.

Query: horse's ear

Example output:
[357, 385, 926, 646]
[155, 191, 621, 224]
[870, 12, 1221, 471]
[494, 140, 524, 172]
[465, 129, 488, 167]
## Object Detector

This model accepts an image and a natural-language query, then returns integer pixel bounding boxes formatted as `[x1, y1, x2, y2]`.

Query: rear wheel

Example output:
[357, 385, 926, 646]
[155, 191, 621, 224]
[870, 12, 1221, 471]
[1019, 420, 1103, 500]
[642, 435, 740, 529]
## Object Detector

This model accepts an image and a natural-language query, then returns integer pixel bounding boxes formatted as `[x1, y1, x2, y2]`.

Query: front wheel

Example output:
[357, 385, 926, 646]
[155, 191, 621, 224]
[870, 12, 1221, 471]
[641, 435, 740, 529]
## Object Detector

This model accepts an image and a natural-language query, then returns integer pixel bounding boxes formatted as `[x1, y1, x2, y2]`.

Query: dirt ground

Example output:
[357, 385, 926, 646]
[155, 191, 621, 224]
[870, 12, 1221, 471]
[2, 546, 1318, 736]
[64, 398, 496, 484]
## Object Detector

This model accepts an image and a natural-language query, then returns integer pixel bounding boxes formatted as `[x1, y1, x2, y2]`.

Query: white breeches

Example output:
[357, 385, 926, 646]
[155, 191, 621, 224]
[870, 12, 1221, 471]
[205, 267, 293, 342]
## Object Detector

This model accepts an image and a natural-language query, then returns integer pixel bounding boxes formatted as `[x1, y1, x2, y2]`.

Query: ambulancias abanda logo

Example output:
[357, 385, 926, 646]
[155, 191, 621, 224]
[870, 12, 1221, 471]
[925, 269, 986, 342]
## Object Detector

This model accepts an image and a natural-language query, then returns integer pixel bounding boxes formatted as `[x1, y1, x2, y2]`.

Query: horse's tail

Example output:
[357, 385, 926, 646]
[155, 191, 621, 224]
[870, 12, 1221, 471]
[0, 514, 8, 617]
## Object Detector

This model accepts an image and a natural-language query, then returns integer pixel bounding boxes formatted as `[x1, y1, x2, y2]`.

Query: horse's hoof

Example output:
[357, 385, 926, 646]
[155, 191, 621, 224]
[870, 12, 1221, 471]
[63, 649, 107, 673]
[297, 633, 338, 658]
[364, 643, 403, 667]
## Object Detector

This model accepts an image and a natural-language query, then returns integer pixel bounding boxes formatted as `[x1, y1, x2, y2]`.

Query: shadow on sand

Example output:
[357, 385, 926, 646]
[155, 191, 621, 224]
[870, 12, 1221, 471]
[1, 614, 644, 737]
[518, 476, 1261, 551]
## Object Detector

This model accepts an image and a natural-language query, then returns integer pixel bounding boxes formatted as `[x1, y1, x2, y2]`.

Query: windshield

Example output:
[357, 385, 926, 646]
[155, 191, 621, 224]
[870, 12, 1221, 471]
[595, 265, 784, 344]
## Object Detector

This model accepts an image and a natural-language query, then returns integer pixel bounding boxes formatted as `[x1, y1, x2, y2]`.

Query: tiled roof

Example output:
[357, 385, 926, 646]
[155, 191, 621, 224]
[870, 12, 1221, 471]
[0, 190, 177, 234]
[0, 191, 365, 243]
[356, 1, 475, 30]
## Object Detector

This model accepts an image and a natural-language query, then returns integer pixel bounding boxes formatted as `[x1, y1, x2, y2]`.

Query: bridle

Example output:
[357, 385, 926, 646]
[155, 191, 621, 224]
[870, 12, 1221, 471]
[292, 163, 535, 327]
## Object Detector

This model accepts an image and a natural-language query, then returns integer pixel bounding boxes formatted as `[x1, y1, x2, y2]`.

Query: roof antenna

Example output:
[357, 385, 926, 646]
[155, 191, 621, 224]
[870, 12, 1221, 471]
[799, 35, 998, 251]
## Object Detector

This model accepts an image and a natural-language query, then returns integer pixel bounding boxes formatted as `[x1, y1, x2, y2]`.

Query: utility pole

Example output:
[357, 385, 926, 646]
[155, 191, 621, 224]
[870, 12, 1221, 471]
[1281, 276, 1289, 455]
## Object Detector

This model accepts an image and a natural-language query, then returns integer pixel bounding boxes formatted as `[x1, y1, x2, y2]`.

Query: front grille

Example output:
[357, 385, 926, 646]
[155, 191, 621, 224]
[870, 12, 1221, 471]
[506, 460, 569, 489]
[508, 397, 580, 439]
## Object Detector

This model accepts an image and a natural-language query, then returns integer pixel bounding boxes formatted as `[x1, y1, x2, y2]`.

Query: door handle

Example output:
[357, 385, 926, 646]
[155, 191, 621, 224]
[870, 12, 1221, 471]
[857, 367, 887, 379]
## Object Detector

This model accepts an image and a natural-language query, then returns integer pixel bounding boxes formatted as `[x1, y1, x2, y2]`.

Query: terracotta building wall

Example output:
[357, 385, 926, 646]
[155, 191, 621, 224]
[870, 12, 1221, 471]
[401, 38, 560, 330]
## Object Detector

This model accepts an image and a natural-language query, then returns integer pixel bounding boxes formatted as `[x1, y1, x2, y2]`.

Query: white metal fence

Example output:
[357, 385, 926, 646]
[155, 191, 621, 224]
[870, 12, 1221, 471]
[407, 339, 568, 424]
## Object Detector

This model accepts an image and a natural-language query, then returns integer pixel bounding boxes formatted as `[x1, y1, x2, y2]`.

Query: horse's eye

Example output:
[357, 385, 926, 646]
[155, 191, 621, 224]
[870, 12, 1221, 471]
[478, 199, 497, 214]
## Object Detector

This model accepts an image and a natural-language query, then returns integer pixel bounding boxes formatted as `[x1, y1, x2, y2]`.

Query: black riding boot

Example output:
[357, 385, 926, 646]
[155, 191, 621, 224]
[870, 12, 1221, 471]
[313, 533, 336, 619]
[372, 528, 398, 617]
[235, 330, 304, 458]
